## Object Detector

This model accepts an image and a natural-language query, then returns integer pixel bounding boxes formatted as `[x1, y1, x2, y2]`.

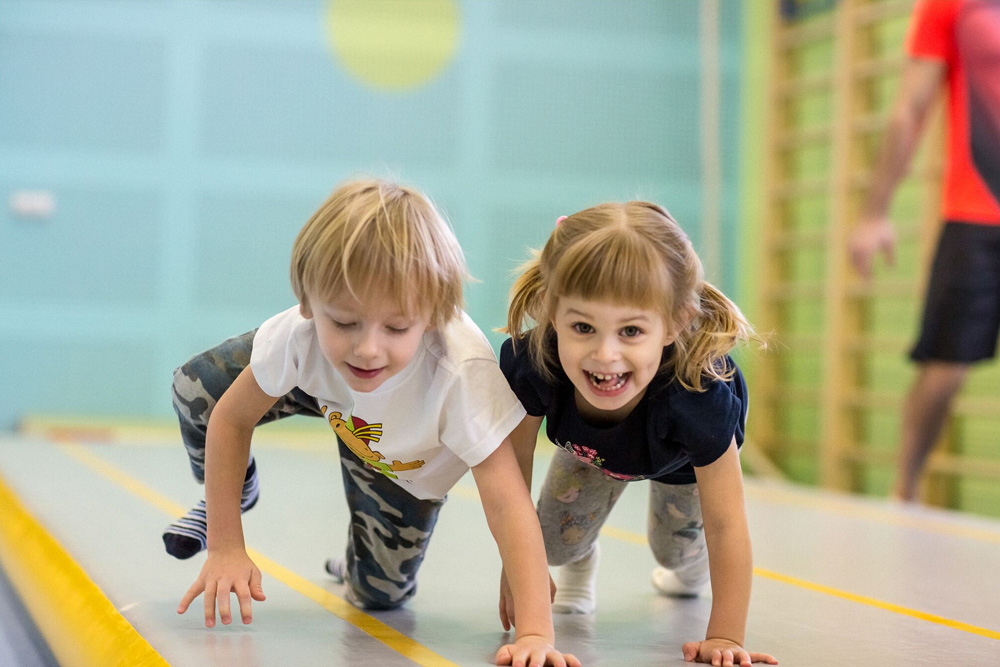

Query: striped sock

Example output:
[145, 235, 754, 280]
[163, 458, 259, 560]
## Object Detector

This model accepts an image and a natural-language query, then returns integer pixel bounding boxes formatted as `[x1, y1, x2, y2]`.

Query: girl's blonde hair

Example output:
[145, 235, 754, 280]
[505, 201, 754, 392]
[291, 178, 466, 329]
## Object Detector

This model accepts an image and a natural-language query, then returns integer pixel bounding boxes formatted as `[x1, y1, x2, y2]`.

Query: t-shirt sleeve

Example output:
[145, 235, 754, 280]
[249, 309, 303, 398]
[439, 357, 527, 468]
[499, 337, 550, 416]
[906, 0, 958, 61]
[656, 367, 747, 469]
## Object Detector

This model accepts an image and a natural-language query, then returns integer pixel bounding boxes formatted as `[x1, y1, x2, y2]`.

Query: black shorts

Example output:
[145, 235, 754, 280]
[911, 221, 1000, 363]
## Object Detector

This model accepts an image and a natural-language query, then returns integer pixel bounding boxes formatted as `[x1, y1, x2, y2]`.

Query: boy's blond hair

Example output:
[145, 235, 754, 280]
[505, 201, 754, 392]
[291, 178, 466, 328]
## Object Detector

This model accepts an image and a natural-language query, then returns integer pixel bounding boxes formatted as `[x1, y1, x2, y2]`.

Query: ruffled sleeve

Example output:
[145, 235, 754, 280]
[653, 360, 747, 468]
[499, 337, 553, 417]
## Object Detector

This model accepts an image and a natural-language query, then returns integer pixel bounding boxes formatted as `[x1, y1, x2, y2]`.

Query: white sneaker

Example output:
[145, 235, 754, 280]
[651, 566, 708, 598]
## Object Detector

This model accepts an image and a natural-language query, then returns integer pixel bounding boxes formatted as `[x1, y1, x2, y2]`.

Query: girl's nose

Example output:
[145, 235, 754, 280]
[592, 336, 619, 363]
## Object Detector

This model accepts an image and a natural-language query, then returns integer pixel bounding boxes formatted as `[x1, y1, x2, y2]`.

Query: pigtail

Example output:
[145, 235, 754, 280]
[673, 281, 755, 392]
[503, 254, 541, 336]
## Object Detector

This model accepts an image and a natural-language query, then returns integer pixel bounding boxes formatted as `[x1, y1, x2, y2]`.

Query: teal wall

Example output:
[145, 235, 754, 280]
[0, 0, 744, 426]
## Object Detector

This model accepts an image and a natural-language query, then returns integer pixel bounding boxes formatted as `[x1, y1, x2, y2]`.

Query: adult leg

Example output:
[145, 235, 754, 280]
[164, 330, 323, 558]
[648, 482, 709, 597]
[327, 439, 444, 609]
[893, 362, 970, 502]
[536, 448, 628, 613]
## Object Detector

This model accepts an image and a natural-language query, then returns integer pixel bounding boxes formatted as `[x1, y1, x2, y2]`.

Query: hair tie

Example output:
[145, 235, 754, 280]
[555, 215, 567, 226]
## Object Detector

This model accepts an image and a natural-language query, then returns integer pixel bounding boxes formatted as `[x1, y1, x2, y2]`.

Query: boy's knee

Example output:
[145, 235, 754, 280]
[345, 578, 416, 610]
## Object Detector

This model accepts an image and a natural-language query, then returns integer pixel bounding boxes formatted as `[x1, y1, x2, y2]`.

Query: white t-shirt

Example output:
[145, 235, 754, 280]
[250, 306, 526, 500]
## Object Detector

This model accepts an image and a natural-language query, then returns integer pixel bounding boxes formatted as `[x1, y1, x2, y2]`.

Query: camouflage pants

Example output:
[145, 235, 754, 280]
[171, 329, 444, 609]
[538, 447, 707, 574]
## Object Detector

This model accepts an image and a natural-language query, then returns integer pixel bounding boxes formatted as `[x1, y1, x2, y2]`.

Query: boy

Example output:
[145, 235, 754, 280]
[165, 178, 578, 667]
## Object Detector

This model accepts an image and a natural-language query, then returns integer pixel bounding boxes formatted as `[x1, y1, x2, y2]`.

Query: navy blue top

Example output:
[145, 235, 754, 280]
[499, 336, 747, 484]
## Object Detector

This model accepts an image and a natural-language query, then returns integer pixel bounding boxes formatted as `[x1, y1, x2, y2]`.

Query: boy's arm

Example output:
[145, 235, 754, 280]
[472, 438, 579, 667]
[850, 57, 945, 279]
[686, 441, 777, 666]
[177, 366, 278, 627]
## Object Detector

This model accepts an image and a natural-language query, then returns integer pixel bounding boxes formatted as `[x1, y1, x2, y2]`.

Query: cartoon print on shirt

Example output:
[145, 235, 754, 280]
[322, 406, 425, 479]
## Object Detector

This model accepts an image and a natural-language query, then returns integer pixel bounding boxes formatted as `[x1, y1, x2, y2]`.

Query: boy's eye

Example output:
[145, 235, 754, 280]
[387, 326, 410, 334]
[621, 326, 642, 338]
[572, 322, 594, 334]
[331, 319, 355, 330]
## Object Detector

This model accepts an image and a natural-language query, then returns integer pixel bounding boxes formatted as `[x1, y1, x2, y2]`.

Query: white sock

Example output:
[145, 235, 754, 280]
[552, 542, 600, 614]
[325, 556, 346, 583]
[651, 556, 709, 598]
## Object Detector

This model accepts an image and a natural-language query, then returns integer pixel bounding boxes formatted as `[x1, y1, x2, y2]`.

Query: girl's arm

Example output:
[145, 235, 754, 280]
[177, 366, 277, 627]
[689, 440, 777, 665]
[471, 437, 579, 667]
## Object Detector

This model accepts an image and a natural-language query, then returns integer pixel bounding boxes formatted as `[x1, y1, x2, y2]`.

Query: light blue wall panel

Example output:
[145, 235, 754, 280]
[0, 0, 744, 428]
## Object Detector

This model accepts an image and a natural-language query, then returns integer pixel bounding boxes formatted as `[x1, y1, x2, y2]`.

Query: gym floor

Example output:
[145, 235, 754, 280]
[0, 422, 997, 666]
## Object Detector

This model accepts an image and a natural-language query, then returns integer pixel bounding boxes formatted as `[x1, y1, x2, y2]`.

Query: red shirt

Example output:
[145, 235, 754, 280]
[907, 0, 1000, 224]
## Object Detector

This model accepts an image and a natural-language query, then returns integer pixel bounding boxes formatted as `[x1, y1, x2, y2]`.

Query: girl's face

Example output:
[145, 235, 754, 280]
[552, 296, 675, 423]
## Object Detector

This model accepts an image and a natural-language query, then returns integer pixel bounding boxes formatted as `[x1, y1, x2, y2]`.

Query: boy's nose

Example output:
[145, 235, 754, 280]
[353, 329, 380, 359]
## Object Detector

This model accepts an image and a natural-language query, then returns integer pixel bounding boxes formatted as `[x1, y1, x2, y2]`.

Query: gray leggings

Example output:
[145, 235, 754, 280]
[538, 447, 707, 573]
[171, 329, 444, 609]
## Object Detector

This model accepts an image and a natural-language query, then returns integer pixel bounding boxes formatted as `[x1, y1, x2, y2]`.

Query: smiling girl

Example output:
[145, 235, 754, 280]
[499, 202, 777, 666]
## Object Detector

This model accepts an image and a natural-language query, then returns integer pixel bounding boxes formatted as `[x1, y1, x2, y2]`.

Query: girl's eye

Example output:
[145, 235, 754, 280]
[621, 325, 642, 338]
[572, 322, 594, 334]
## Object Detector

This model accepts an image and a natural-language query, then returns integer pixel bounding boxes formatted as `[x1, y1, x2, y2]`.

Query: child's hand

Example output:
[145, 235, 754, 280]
[682, 638, 777, 666]
[495, 635, 581, 667]
[176, 548, 266, 627]
[498, 568, 557, 631]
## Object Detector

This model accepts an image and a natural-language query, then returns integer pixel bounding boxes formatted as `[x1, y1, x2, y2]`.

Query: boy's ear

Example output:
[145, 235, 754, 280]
[299, 302, 313, 320]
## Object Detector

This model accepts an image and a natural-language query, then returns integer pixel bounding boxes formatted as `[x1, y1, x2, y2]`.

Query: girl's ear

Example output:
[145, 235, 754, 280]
[299, 302, 313, 320]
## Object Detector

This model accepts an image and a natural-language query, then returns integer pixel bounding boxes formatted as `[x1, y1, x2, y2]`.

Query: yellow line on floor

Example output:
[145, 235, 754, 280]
[0, 472, 170, 667]
[60, 445, 462, 667]
[598, 525, 1000, 641]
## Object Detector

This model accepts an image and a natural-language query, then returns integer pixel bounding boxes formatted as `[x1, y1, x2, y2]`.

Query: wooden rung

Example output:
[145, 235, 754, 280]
[779, 72, 833, 98]
[774, 333, 824, 352]
[843, 335, 910, 354]
[842, 390, 900, 410]
[753, 435, 817, 457]
[852, 112, 887, 136]
[852, 0, 914, 27]
[851, 163, 942, 190]
[767, 227, 825, 250]
[841, 448, 1000, 480]
[773, 177, 828, 200]
[759, 386, 823, 406]
[845, 279, 917, 299]
[779, 15, 835, 49]
[765, 282, 825, 301]
[778, 125, 832, 150]
[852, 54, 907, 80]
[953, 395, 1000, 416]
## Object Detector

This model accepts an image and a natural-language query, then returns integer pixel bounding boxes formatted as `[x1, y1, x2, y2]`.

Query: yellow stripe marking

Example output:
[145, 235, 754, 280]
[753, 568, 1000, 641]
[0, 473, 170, 667]
[598, 524, 1000, 641]
[60, 445, 462, 667]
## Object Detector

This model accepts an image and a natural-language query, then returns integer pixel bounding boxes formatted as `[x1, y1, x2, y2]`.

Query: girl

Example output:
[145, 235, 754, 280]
[499, 202, 777, 666]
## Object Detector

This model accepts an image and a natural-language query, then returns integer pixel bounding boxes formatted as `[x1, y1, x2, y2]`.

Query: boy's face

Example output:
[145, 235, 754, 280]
[302, 290, 430, 393]
[552, 295, 674, 423]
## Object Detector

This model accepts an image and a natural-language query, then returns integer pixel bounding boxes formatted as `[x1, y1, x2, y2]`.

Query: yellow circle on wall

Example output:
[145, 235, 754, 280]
[326, 0, 460, 91]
